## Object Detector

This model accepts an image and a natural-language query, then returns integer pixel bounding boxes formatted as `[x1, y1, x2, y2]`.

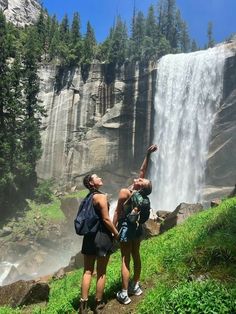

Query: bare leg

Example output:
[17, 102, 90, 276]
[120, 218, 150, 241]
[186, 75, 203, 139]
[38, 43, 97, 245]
[131, 239, 141, 284]
[95, 255, 110, 301]
[120, 241, 132, 290]
[81, 255, 96, 300]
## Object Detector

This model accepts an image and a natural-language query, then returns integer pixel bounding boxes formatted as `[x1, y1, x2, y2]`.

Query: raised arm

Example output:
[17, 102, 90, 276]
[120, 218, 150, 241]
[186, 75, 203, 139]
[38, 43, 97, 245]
[139, 144, 158, 178]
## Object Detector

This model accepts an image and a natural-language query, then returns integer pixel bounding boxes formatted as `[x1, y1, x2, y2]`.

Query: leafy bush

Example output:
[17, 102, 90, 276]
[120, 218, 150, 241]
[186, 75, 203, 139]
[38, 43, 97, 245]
[34, 179, 54, 204]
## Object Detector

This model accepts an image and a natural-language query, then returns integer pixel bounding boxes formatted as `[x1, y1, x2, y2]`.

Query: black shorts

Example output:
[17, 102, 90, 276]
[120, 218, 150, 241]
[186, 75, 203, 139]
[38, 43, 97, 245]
[81, 230, 114, 257]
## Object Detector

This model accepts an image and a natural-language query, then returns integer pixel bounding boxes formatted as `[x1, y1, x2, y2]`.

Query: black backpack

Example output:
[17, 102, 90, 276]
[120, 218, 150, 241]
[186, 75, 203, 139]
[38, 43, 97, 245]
[74, 193, 100, 236]
[127, 191, 151, 224]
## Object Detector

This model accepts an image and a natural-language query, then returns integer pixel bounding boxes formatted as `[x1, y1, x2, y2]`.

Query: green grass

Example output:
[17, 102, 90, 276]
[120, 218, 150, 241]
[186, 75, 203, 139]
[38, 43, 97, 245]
[28, 196, 65, 221]
[137, 197, 236, 313]
[1, 197, 236, 313]
[137, 280, 236, 314]
[0, 308, 21, 314]
[62, 189, 87, 200]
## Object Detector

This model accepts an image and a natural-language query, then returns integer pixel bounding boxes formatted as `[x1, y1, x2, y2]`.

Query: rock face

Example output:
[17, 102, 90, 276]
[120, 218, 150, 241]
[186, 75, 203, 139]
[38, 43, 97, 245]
[0, 0, 41, 26]
[36, 43, 236, 198]
[37, 63, 155, 191]
[206, 45, 236, 189]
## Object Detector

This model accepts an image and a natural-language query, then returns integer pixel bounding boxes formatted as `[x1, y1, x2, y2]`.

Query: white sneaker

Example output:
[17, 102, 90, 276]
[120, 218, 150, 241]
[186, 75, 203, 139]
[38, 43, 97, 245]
[128, 282, 143, 296]
[116, 291, 131, 304]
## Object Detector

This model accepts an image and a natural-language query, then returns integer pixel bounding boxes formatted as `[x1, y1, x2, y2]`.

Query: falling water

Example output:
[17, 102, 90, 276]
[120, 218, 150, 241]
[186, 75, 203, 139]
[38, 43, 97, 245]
[150, 45, 232, 211]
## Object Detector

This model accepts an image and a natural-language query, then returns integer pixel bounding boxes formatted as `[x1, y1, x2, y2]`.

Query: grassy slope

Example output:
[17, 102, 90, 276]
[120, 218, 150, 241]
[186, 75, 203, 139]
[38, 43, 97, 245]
[1, 197, 236, 313]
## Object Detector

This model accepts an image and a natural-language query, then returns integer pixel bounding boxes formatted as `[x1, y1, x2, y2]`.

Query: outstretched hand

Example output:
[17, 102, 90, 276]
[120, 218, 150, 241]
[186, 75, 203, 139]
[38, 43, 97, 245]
[147, 144, 158, 154]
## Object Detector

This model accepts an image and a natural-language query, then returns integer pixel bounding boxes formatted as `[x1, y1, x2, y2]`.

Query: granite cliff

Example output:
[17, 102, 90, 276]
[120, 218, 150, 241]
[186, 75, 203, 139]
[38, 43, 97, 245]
[0, 0, 41, 26]
[206, 49, 236, 187]
[37, 43, 236, 201]
[37, 63, 155, 192]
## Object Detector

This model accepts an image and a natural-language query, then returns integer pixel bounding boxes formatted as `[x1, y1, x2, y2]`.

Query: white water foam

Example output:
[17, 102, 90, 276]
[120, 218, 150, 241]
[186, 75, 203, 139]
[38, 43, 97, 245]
[150, 45, 233, 211]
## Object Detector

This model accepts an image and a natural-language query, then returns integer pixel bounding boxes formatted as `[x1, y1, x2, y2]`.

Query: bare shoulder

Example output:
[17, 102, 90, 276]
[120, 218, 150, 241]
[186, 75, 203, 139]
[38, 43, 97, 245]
[119, 188, 131, 200]
[93, 193, 107, 203]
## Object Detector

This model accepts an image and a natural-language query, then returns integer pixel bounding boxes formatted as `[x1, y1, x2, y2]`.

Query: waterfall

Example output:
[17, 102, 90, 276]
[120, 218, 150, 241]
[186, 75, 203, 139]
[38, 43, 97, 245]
[150, 45, 231, 211]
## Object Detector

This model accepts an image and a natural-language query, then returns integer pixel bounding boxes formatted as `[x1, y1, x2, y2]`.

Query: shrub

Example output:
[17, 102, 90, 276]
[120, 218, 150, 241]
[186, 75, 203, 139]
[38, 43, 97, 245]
[34, 179, 54, 204]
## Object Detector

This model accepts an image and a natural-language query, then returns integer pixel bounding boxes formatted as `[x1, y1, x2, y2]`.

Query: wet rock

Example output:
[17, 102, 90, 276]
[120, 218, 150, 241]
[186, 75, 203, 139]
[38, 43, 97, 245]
[174, 202, 203, 225]
[1, 265, 19, 286]
[143, 219, 161, 238]
[71, 185, 78, 192]
[60, 197, 81, 221]
[0, 227, 13, 237]
[211, 198, 222, 207]
[52, 267, 66, 280]
[0, 280, 50, 307]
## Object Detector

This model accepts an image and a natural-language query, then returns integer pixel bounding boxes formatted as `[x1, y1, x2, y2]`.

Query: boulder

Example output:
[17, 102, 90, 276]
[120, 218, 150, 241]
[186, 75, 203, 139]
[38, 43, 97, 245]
[52, 267, 66, 280]
[211, 198, 222, 207]
[60, 197, 81, 221]
[172, 202, 203, 225]
[0, 227, 13, 237]
[143, 203, 203, 237]
[158, 210, 177, 233]
[0, 280, 49, 307]
[143, 219, 161, 238]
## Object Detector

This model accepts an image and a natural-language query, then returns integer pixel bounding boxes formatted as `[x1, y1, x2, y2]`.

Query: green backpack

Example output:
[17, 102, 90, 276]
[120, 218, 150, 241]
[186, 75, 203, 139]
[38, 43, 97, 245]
[126, 191, 151, 224]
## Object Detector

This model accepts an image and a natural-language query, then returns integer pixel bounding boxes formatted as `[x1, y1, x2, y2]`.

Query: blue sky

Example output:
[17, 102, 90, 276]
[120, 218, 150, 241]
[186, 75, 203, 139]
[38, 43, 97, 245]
[43, 0, 236, 47]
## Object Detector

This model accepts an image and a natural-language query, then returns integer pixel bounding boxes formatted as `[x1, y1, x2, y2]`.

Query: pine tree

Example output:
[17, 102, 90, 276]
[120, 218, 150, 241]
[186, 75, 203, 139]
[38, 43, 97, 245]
[157, 0, 167, 37]
[59, 14, 70, 44]
[48, 15, 60, 61]
[21, 28, 45, 194]
[166, 0, 177, 46]
[108, 16, 128, 65]
[207, 21, 215, 48]
[180, 21, 190, 52]
[71, 12, 81, 45]
[82, 21, 96, 64]
[0, 11, 11, 211]
[157, 35, 172, 58]
[58, 14, 71, 64]
[142, 5, 158, 60]
[96, 28, 113, 63]
[8, 54, 23, 173]
[131, 11, 145, 60]
[36, 8, 46, 56]
[191, 39, 198, 52]
[145, 5, 156, 40]
[171, 9, 182, 52]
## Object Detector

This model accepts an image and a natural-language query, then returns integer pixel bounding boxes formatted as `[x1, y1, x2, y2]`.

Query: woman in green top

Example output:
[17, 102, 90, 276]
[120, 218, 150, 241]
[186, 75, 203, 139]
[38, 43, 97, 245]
[113, 144, 158, 305]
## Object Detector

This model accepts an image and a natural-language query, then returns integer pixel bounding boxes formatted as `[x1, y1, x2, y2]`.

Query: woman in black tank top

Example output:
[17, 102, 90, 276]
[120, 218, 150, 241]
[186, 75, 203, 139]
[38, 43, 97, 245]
[79, 174, 119, 314]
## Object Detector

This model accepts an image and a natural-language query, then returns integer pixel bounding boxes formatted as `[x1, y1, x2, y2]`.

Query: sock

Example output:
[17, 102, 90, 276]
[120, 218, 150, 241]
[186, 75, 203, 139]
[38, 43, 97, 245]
[121, 289, 128, 297]
[134, 282, 140, 290]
